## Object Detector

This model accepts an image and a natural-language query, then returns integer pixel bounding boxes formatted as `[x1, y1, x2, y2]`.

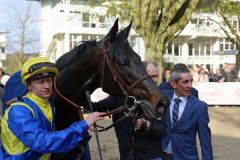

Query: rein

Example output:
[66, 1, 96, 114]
[53, 77, 84, 120]
[53, 51, 151, 131]
[53, 77, 130, 131]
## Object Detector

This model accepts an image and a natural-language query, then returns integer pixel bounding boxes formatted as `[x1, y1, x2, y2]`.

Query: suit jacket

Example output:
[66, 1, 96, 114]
[162, 90, 213, 160]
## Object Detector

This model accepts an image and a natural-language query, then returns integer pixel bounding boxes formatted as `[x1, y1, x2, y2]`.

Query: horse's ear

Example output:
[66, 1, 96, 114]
[103, 18, 119, 42]
[120, 19, 133, 38]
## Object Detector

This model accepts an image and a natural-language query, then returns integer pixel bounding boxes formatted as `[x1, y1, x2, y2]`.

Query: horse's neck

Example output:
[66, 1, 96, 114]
[56, 68, 100, 102]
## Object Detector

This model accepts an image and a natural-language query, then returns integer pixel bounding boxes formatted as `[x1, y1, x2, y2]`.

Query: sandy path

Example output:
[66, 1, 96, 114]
[89, 107, 240, 160]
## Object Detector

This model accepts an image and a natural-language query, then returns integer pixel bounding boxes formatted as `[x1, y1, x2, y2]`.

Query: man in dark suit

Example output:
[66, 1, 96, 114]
[161, 66, 213, 160]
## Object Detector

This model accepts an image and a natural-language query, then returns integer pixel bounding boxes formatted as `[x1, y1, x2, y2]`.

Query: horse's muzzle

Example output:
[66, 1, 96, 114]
[138, 100, 159, 119]
[138, 98, 169, 119]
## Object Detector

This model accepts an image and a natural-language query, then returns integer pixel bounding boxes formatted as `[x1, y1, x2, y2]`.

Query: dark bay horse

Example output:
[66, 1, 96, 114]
[50, 19, 169, 160]
[53, 19, 169, 131]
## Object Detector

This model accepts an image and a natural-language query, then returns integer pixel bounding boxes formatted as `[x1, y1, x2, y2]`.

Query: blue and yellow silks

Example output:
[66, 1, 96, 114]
[0, 93, 88, 160]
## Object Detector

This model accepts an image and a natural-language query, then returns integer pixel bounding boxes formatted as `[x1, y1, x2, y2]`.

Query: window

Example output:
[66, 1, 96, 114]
[167, 43, 172, 54]
[206, 43, 211, 56]
[70, 34, 81, 49]
[200, 44, 204, 56]
[220, 43, 224, 51]
[188, 43, 193, 56]
[220, 39, 236, 51]
[1, 47, 4, 53]
[97, 35, 104, 41]
[174, 43, 180, 56]
[195, 44, 199, 56]
[206, 64, 210, 71]
[90, 35, 97, 40]
[232, 17, 239, 32]
[90, 14, 97, 28]
[191, 18, 197, 25]
[230, 43, 234, 50]
[82, 12, 89, 27]
[99, 16, 106, 28]
[82, 34, 89, 40]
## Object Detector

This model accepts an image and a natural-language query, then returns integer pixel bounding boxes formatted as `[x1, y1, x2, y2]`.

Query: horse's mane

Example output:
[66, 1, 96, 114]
[56, 40, 98, 71]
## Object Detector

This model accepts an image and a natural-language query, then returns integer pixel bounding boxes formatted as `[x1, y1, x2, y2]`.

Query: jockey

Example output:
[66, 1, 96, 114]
[0, 57, 105, 160]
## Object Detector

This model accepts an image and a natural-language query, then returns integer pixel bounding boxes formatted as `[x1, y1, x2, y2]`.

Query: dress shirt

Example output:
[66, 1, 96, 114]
[164, 92, 188, 154]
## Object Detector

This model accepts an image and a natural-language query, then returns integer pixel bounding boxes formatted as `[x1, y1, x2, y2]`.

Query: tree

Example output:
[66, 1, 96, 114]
[105, 0, 200, 80]
[215, 1, 240, 69]
[199, 0, 240, 69]
[4, 2, 40, 72]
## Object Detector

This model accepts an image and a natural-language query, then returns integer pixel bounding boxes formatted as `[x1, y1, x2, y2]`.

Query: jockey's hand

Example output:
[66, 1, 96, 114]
[85, 112, 105, 127]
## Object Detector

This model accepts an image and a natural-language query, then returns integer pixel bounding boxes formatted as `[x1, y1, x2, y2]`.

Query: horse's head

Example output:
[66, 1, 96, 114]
[97, 19, 169, 119]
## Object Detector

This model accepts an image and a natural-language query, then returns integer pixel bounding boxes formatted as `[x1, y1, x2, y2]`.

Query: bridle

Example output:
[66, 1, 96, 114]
[101, 53, 151, 97]
[54, 49, 151, 131]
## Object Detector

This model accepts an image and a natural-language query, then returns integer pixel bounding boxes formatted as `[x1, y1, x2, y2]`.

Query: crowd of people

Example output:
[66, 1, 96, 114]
[0, 57, 214, 160]
[163, 63, 239, 83]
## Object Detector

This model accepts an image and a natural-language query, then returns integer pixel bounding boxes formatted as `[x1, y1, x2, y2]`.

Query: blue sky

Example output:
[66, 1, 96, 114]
[0, 0, 40, 29]
[0, 0, 41, 53]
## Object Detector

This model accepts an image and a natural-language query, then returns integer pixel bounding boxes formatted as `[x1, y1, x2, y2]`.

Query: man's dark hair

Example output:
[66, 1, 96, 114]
[171, 63, 188, 73]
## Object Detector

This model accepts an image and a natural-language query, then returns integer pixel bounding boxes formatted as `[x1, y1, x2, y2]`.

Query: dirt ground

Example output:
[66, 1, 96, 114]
[88, 107, 240, 160]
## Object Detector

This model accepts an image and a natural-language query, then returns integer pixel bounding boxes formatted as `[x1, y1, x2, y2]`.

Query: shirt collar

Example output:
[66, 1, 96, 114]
[26, 92, 49, 108]
[172, 92, 188, 103]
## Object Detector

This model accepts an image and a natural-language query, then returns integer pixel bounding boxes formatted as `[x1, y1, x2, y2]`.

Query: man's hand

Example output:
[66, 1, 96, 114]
[85, 112, 105, 127]
[135, 118, 150, 132]
[135, 118, 143, 130]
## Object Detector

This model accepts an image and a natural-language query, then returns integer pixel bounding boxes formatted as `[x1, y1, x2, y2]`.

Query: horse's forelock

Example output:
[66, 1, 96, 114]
[108, 33, 132, 64]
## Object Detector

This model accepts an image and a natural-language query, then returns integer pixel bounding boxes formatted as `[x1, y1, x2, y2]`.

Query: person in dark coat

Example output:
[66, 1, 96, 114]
[87, 60, 166, 160]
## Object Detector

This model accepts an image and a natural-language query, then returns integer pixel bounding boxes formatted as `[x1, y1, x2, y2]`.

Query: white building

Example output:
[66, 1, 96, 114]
[164, 13, 239, 71]
[33, 0, 144, 62]
[34, 0, 239, 72]
[0, 29, 7, 68]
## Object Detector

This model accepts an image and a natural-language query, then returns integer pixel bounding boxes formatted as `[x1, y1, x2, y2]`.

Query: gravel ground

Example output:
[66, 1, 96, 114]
[89, 107, 240, 160]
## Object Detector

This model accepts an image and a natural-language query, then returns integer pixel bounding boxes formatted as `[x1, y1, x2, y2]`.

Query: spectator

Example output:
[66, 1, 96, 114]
[208, 68, 217, 82]
[143, 60, 159, 84]
[192, 65, 200, 83]
[0, 67, 10, 87]
[0, 68, 10, 117]
[198, 67, 209, 82]
[223, 63, 236, 82]
[215, 68, 225, 83]
[87, 60, 165, 160]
